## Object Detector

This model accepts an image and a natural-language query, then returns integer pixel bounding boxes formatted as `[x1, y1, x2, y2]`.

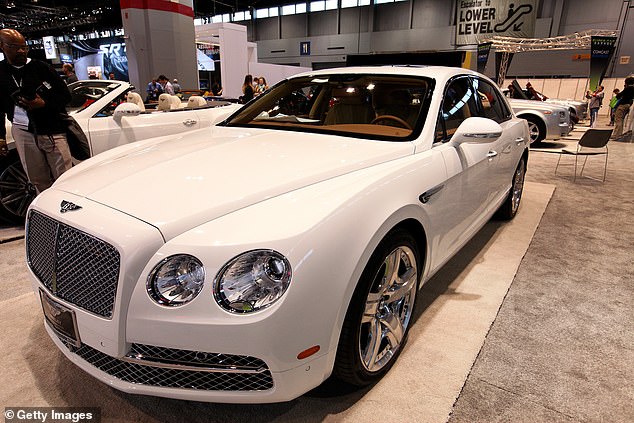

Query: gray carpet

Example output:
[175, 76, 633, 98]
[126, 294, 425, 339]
[449, 128, 634, 422]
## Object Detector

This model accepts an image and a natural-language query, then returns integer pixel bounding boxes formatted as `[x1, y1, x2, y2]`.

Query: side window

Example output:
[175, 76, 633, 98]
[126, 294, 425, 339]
[435, 77, 480, 142]
[473, 78, 511, 123]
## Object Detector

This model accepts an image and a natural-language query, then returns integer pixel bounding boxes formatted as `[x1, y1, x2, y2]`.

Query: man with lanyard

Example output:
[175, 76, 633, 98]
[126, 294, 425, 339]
[0, 29, 72, 194]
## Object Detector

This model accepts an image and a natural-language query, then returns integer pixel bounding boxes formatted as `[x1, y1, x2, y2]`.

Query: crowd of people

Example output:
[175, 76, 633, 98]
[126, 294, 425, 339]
[145, 75, 182, 102]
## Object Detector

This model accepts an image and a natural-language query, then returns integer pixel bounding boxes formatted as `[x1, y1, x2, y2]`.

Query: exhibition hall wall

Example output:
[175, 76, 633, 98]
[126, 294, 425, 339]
[250, 0, 634, 77]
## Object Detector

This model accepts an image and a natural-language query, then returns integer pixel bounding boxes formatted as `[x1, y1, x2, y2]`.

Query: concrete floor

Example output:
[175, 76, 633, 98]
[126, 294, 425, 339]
[1, 116, 632, 422]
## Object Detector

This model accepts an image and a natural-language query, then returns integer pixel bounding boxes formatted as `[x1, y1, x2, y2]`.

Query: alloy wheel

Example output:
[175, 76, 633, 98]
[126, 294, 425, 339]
[359, 245, 417, 372]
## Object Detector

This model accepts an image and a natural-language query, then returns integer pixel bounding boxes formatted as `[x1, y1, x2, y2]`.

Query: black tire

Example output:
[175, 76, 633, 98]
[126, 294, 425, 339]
[496, 156, 526, 221]
[525, 116, 546, 144]
[0, 150, 35, 225]
[334, 228, 421, 386]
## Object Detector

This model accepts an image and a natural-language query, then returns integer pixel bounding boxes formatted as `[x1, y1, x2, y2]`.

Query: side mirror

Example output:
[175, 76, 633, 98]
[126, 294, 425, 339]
[451, 117, 502, 144]
[114, 103, 142, 122]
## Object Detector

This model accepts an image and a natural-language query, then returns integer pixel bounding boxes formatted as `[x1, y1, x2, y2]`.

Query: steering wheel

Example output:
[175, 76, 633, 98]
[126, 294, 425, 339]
[371, 115, 412, 130]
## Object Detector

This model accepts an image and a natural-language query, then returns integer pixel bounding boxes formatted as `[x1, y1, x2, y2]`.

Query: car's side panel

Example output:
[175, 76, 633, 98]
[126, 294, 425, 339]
[86, 111, 202, 156]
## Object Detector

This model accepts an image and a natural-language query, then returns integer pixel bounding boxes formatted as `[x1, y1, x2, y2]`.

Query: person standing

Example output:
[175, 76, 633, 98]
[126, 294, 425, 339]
[62, 63, 78, 84]
[157, 74, 175, 95]
[613, 77, 634, 139]
[146, 78, 163, 102]
[608, 89, 620, 126]
[172, 78, 181, 94]
[241, 74, 254, 104]
[0, 29, 73, 194]
[588, 85, 604, 128]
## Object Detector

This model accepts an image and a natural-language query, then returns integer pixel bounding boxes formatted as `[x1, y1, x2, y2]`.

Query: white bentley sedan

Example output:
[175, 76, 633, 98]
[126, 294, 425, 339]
[26, 66, 529, 403]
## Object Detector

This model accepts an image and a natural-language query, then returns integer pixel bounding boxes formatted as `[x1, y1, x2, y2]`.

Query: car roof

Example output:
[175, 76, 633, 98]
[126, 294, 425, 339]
[289, 65, 481, 81]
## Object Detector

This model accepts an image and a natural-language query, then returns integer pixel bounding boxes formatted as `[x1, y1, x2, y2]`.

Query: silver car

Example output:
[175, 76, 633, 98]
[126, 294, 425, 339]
[507, 98, 571, 144]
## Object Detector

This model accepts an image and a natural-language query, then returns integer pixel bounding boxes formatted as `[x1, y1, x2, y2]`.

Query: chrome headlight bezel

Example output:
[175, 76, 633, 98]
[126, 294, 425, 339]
[214, 249, 292, 314]
[147, 254, 205, 307]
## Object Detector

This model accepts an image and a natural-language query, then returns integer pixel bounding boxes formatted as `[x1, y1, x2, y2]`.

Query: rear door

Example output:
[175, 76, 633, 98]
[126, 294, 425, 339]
[471, 77, 526, 203]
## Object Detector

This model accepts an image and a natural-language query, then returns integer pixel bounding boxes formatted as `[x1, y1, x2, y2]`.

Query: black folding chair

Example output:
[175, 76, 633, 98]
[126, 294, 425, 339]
[555, 129, 612, 182]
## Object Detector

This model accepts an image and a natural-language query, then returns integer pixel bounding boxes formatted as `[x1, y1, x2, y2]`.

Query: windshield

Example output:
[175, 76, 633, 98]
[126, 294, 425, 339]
[67, 81, 122, 112]
[226, 74, 432, 140]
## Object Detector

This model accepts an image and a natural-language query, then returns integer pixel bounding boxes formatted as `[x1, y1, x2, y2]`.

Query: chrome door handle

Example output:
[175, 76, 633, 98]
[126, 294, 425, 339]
[183, 119, 197, 126]
[419, 184, 445, 204]
[487, 150, 498, 159]
[515, 137, 525, 145]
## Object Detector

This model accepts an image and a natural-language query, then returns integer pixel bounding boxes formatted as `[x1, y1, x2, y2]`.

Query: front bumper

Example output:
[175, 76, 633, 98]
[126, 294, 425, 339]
[45, 323, 331, 403]
[27, 189, 341, 403]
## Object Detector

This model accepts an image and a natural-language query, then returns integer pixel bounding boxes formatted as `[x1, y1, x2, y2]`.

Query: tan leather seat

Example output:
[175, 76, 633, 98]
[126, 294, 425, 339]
[126, 92, 145, 111]
[372, 88, 418, 128]
[158, 93, 182, 111]
[186, 95, 207, 108]
[324, 87, 374, 125]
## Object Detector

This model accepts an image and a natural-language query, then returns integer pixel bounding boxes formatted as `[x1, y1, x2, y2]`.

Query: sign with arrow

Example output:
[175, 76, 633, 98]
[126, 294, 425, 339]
[456, 0, 538, 45]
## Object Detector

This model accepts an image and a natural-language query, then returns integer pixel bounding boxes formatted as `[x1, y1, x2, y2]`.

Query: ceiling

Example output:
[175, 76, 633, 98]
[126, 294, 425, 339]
[0, 0, 287, 38]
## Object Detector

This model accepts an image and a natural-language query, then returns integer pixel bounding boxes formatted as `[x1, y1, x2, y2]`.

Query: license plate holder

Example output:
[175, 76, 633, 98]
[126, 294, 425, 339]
[39, 289, 81, 348]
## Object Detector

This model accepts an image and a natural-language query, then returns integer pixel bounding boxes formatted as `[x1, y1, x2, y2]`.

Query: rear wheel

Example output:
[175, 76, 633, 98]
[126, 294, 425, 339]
[496, 157, 526, 220]
[334, 228, 420, 386]
[0, 151, 35, 225]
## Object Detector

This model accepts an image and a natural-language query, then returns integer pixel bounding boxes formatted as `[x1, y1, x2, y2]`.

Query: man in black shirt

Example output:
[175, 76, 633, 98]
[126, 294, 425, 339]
[0, 28, 72, 194]
[613, 76, 634, 139]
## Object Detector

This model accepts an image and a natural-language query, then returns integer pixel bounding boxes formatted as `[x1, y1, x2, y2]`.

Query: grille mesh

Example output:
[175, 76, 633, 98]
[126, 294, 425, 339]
[27, 211, 121, 318]
[59, 339, 274, 392]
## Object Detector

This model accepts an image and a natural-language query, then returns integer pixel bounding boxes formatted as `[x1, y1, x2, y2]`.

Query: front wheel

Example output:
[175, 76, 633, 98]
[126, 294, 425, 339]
[525, 116, 546, 144]
[0, 151, 35, 225]
[496, 157, 526, 220]
[334, 228, 420, 386]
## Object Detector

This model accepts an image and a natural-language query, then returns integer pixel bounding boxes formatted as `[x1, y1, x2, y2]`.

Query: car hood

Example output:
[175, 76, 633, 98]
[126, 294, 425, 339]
[54, 126, 414, 240]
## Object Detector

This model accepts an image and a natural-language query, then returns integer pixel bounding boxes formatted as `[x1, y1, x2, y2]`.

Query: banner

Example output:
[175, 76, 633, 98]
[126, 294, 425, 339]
[42, 36, 57, 60]
[589, 36, 617, 91]
[456, 0, 538, 45]
[477, 42, 492, 74]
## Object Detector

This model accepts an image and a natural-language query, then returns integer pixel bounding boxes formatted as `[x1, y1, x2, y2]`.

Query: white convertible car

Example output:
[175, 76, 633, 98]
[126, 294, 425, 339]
[26, 66, 529, 403]
[0, 80, 240, 223]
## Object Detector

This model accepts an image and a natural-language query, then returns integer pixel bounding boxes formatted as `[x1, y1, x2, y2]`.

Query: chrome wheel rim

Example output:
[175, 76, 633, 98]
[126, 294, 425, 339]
[528, 121, 540, 143]
[0, 160, 35, 218]
[360, 245, 417, 372]
[512, 160, 525, 214]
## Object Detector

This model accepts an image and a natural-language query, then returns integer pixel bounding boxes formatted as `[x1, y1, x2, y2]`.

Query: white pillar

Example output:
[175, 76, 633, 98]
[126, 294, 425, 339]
[120, 0, 199, 96]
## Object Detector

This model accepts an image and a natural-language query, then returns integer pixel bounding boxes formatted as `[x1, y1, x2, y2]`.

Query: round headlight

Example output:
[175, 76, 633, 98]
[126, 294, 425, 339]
[214, 250, 292, 313]
[147, 254, 205, 306]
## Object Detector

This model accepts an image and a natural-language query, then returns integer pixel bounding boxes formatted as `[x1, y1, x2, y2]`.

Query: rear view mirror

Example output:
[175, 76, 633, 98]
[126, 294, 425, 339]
[114, 103, 142, 122]
[452, 117, 502, 144]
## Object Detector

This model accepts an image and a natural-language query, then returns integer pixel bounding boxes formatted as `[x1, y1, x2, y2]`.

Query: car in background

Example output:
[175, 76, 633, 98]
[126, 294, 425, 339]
[0, 80, 241, 224]
[507, 98, 571, 144]
[509, 79, 587, 121]
[26, 66, 529, 403]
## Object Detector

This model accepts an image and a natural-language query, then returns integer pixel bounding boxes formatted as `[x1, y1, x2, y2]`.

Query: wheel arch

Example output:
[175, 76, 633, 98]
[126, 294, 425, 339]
[325, 207, 430, 375]
[516, 112, 546, 143]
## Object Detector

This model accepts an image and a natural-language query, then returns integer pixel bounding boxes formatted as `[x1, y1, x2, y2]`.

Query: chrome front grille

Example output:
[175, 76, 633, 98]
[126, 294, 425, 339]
[128, 344, 269, 370]
[27, 210, 121, 318]
[57, 337, 274, 392]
